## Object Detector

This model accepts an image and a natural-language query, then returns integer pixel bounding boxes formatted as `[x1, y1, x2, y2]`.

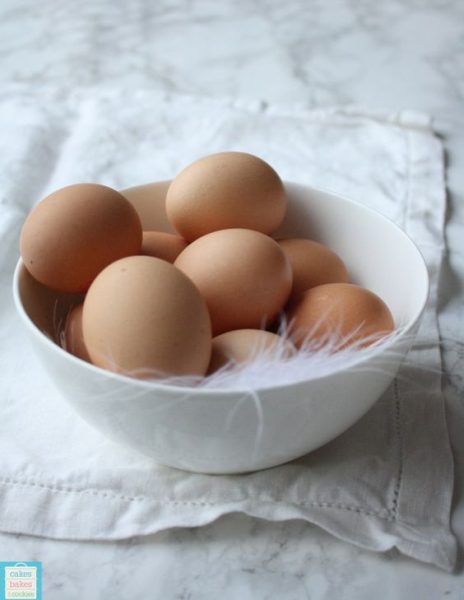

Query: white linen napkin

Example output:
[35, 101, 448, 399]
[0, 90, 456, 571]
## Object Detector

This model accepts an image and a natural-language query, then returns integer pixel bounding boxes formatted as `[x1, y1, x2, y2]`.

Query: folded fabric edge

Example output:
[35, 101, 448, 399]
[0, 483, 456, 571]
[0, 86, 432, 133]
[396, 124, 457, 572]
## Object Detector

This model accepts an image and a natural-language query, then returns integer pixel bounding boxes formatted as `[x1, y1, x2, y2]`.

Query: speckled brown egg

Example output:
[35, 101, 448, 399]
[140, 231, 188, 263]
[208, 329, 296, 374]
[64, 303, 91, 363]
[174, 228, 292, 335]
[278, 238, 349, 299]
[82, 256, 212, 378]
[120, 181, 175, 232]
[20, 183, 142, 293]
[166, 152, 287, 241]
[287, 283, 394, 350]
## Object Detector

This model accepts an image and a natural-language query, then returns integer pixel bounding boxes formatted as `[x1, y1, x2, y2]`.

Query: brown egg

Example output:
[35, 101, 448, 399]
[140, 231, 188, 263]
[82, 256, 212, 378]
[20, 183, 142, 293]
[175, 228, 292, 335]
[166, 152, 287, 241]
[64, 303, 91, 363]
[208, 329, 296, 374]
[287, 283, 394, 350]
[278, 238, 349, 299]
[120, 181, 175, 232]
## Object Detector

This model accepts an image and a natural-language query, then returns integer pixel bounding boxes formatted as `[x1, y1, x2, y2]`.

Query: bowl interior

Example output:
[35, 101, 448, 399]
[15, 182, 429, 376]
[274, 183, 428, 330]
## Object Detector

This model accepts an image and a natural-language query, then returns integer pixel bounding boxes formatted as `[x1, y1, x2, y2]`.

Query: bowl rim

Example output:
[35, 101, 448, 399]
[12, 181, 430, 396]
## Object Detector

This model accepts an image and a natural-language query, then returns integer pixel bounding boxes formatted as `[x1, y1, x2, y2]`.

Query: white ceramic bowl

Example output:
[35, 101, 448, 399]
[13, 183, 429, 474]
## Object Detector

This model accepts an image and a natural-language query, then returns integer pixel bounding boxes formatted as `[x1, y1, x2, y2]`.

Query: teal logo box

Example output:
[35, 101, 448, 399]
[0, 562, 42, 600]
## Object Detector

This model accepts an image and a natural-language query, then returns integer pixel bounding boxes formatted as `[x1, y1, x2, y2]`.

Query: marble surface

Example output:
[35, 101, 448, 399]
[1, 0, 464, 597]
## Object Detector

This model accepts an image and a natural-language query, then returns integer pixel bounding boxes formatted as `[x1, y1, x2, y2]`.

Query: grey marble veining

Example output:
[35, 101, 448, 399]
[1, 0, 464, 598]
[0, 517, 462, 599]
[0, 1, 462, 115]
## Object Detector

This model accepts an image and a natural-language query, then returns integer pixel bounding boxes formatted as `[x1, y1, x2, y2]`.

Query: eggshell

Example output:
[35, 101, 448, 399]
[64, 303, 91, 363]
[140, 231, 188, 263]
[278, 238, 349, 299]
[208, 329, 296, 374]
[20, 183, 142, 293]
[120, 181, 175, 232]
[166, 152, 287, 241]
[287, 283, 394, 350]
[82, 256, 212, 378]
[175, 228, 293, 335]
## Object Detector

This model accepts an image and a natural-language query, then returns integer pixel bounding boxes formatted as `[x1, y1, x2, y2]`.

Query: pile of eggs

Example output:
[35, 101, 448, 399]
[19, 152, 394, 380]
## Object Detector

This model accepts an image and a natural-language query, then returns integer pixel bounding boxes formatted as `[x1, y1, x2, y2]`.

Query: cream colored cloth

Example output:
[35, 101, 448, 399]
[0, 91, 456, 570]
